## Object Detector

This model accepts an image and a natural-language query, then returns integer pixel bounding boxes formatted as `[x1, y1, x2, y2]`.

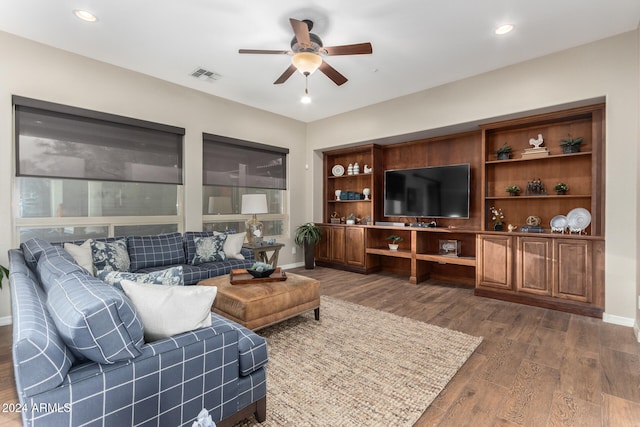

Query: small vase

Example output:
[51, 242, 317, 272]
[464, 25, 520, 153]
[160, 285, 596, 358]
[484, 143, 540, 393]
[497, 152, 510, 160]
[494, 223, 503, 231]
[556, 190, 566, 195]
[509, 192, 519, 197]
[388, 243, 399, 251]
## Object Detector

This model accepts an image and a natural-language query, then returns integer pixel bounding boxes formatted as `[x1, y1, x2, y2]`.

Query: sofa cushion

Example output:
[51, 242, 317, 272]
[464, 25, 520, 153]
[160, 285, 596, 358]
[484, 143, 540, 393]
[46, 272, 144, 364]
[37, 246, 88, 294]
[21, 238, 54, 271]
[91, 239, 130, 272]
[192, 234, 227, 265]
[127, 232, 186, 272]
[184, 231, 214, 264]
[198, 259, 255, 278]
[97, 266, 184, 290]
[215, 231, 246, 260]
[9, 251, 76, 397]
[64, 239, 95, 276]
[121, 280, 218, 341]
[133, 264, 209, 286]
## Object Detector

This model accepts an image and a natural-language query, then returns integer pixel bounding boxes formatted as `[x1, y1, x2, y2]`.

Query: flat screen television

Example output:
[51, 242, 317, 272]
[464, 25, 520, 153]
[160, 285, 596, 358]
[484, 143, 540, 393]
[384, 163, 470, 219]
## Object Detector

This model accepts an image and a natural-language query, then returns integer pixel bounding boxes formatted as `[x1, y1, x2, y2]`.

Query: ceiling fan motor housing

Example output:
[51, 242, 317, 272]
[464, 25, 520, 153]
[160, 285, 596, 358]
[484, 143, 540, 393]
[291, 32, 323, 53]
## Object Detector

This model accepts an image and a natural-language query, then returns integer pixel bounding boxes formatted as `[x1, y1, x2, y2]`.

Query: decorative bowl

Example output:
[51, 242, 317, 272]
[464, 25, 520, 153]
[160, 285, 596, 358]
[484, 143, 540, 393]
[247, 268, 275, 278]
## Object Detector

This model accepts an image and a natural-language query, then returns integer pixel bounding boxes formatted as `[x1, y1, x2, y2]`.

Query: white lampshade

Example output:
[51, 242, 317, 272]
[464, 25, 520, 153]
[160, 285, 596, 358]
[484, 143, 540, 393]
[291, 52, 322, 75]
[241, 194, 268, 215]
[208, 196, 232, 214]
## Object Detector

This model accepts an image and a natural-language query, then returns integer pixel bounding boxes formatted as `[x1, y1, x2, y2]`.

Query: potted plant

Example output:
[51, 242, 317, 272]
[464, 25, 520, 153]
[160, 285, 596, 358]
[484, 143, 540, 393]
[506, 185, 521, 196]
[560, 134, 584, 154]
[0, 264, 8, 290]
[386, 234, 404, 251]
[554, 182, 569, 195]
[294, 222, 323, 269]
[496, 143, 512, 160]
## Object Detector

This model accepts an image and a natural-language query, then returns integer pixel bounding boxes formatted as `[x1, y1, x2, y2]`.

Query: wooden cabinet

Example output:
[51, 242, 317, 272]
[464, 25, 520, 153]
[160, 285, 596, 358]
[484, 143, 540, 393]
[345, 227, 366, 267]
[477, 234, 513, 290]
[516, 236, 552, 296]
[476, 233, 602, 317]
[318, 103, 605, 317]
[481, 104, 605, 236]
[554, 238, 592, 303]
[315, 224, 367, 272]
[323, 144, 382, 225]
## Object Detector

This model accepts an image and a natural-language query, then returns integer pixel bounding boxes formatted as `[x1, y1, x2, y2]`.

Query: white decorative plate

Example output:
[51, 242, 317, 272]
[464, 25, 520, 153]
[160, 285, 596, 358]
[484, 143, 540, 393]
[331, 164, 345, 177]
[567, 208, 591, 231]
[550, 215, 568, 230]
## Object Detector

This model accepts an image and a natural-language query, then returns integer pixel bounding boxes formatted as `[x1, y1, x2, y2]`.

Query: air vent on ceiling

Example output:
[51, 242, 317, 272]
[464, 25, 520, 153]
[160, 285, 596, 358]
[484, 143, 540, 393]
[190, 67, 222, 83]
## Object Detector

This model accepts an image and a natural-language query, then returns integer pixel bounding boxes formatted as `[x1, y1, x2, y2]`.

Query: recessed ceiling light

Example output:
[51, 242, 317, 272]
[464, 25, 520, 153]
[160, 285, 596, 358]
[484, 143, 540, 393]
[495, 24, 514, 35]
[73, 9, 98, 23]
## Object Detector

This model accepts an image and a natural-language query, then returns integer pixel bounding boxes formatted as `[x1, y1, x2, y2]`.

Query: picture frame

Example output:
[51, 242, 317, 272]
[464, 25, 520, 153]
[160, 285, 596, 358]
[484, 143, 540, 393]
[438, 239, 461, 256]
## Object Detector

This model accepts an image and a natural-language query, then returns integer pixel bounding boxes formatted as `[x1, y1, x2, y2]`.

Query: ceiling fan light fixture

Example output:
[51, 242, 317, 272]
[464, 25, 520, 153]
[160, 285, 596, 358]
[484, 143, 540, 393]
[291, 52, 322, 75]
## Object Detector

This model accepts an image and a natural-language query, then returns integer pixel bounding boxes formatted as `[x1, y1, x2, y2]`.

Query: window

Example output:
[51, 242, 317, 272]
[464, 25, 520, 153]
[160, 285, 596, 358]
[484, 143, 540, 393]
[13, 96, 184, 244]
[202, 133, 288, 237]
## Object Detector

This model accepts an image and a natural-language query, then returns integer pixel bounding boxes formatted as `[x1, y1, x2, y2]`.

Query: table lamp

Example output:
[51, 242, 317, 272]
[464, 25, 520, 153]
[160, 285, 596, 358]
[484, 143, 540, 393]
[241, 194, 268, 244]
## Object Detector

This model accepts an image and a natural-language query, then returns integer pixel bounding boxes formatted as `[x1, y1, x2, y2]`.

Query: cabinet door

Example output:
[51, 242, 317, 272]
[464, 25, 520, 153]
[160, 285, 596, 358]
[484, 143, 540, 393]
[345, 227, 366, 267]
[315, 226, 331, 262]
[554, 239, 592, 303]
[330, 227, 346, 263]
[516, 237, 552, 296]
[476, 235, 513, 290]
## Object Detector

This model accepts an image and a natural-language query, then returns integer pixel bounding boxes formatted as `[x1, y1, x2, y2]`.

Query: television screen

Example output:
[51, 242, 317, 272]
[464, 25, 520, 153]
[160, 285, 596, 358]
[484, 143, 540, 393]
[384, 164, 470, 219]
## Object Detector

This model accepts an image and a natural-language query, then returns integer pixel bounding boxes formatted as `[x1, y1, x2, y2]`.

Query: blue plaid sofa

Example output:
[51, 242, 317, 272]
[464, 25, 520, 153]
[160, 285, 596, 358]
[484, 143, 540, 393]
[9, 235, 269, 427]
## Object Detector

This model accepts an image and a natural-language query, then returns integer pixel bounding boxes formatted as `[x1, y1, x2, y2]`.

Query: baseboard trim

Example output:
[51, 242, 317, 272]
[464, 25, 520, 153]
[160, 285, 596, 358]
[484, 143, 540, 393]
[281, 262, 304, 270]
[603, 313, 635, 327]
[634, 321, 640, 343]
[0, 315, 12, 326]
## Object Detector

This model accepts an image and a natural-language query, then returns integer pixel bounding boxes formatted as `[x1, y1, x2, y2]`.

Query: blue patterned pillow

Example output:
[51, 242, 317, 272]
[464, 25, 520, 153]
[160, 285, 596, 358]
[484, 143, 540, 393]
[97, 266, 184, 290]
[46, 272, 144, 364]
[91, 239, 130, 272]
[192, 235, 227, 265]
[127, 232, 185, 271]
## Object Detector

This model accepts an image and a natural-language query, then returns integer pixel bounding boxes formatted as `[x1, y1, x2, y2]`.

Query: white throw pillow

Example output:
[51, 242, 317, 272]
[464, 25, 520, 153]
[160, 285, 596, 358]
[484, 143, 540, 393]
[215, 231, 246, 260]
[120, 280, 217, 342]
[64, 239, 95, 276]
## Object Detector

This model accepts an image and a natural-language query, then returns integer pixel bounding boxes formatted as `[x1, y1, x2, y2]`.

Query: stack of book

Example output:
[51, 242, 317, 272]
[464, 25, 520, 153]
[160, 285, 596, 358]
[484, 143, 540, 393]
[521, 147, 550, 159]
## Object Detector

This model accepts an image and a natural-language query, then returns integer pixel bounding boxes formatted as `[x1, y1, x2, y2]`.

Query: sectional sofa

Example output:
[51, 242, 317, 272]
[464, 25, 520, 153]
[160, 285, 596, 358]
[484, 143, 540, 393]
[9, 232, 269, 426]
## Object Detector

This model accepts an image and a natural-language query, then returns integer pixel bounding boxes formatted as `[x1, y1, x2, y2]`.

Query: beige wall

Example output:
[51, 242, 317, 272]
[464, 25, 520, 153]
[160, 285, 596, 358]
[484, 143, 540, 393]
[308, 30, 640, 322]
[0, 31, 307, 320]
[1, 29, 639, 324]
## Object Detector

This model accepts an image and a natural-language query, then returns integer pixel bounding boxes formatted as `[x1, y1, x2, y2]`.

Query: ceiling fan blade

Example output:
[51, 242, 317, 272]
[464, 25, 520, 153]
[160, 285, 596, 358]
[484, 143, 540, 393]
[319, 61, 348, 86]
[239, 49, 291, 55]
[289, 18, 311, 48]
[323, 42, 373, 56]
[274, 64, 297, 84]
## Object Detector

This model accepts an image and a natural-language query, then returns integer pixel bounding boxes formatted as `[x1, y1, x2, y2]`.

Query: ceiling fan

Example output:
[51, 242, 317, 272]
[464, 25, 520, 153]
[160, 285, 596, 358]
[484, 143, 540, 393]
[239, 18, 373, 86]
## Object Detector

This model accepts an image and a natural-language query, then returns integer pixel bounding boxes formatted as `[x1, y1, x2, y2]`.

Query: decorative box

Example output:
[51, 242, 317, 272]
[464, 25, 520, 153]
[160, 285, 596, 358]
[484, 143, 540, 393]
[438, 239, 461, 256]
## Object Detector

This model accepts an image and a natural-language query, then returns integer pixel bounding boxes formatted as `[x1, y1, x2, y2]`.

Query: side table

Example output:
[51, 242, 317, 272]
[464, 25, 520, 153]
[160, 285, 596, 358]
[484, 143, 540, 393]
[242, 242, 285, 267]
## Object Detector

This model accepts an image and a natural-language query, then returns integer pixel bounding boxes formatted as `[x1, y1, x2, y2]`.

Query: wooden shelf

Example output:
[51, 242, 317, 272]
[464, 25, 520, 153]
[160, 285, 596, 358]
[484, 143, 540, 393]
[416, 253, 476, 266]
[486, 194, 591, 200]
[485, 151, 592, 165]
[366, 247, 413, 258]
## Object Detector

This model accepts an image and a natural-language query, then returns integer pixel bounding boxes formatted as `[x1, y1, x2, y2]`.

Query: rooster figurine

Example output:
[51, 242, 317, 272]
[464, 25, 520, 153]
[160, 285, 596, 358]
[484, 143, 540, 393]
[529, 134, 544, 148]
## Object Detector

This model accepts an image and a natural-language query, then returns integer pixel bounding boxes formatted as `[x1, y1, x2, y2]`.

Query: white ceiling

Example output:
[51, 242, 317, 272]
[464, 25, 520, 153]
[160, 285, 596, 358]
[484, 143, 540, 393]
[1, 1, 639, 123]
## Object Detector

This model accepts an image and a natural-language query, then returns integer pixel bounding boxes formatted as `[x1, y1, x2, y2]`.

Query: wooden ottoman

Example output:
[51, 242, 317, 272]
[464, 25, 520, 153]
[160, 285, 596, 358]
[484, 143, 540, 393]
[198, 272, 320, 331]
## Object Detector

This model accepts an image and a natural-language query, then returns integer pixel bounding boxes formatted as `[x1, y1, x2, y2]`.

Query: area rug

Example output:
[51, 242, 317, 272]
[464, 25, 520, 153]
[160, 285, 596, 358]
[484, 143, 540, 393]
[237, 296, 482, 426]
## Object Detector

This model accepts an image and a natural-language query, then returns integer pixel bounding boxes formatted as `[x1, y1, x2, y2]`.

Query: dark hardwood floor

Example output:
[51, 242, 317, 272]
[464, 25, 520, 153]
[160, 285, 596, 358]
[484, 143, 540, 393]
[2, 267, 640, 426]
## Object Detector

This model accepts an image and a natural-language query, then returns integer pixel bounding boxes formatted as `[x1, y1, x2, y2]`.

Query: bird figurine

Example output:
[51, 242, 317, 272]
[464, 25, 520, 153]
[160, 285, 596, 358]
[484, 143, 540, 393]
[529, 134, 544, 148]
